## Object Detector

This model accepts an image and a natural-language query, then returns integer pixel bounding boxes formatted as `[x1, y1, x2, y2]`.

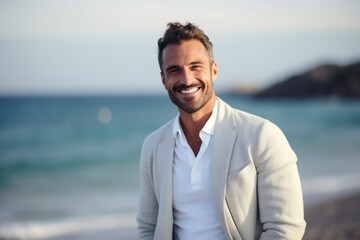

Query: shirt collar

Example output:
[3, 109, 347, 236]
[201, 99, 218, 136]
[172, 99, 218, 138]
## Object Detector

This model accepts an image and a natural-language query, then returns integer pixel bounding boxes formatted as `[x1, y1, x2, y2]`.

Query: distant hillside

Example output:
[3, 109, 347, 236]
[255, 61, 360, 98]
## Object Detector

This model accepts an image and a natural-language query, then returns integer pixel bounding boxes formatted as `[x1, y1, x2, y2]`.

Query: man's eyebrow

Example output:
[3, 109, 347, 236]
[189, 61, 204, 65]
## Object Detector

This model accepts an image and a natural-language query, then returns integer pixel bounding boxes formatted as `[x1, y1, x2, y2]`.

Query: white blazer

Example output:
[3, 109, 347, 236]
[137, 98, 306, 240]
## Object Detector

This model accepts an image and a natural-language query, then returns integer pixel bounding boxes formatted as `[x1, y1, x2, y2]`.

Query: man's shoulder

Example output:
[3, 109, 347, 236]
[233, 107, 268, 126]
[218, 98, 287, 147]
[217, 97, 286, 139]
[218, 98, 269, 127]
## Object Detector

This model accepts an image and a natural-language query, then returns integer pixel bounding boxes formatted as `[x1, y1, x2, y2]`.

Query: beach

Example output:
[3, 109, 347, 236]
[47, 227, 137, 240]
[1, 95, 359, 240]
[304, 192, 360, 240]
[42, 189, 360, 240]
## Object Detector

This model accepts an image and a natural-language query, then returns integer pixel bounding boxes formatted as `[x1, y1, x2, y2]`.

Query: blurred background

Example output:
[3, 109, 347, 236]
[0, 0, 359, 239]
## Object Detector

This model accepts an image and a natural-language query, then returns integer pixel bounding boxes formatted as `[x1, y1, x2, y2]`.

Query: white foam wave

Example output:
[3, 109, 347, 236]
[302, 172, 360, 195]
[0, 213, 136, 240]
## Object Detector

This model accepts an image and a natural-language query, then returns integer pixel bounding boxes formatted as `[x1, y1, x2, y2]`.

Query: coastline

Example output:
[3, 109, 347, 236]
[1, 193, 359, 240]
[52, 186, 360, 240]
[47, 227, 137, 240]
[2, 174, 360, 240]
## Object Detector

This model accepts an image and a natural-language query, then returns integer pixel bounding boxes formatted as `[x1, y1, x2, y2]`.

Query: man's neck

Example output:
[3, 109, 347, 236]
[178, 97, 216, 155]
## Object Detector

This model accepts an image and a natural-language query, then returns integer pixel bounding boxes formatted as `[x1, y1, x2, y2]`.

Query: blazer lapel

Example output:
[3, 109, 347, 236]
[211, 99, 237, 224]
[155, 128, 175, 239]
[157, 133, 175, 204]
[212, 131, 236, 209]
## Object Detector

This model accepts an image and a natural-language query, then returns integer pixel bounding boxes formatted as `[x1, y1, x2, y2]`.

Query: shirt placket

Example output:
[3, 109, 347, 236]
[190, 133, 208, 189]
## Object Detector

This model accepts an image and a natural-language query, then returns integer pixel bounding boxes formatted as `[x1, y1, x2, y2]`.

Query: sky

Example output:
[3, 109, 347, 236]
[0, 0, 360, 95]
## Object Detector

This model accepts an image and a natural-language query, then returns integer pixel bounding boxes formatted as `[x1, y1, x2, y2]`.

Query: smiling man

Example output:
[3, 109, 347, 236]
[137, 22, 306, 240]
[161, 38, 217, 155]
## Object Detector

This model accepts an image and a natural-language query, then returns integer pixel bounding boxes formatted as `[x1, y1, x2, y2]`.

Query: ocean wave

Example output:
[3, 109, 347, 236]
[0, 213, 136, 240]
[302, 173, 360, 195]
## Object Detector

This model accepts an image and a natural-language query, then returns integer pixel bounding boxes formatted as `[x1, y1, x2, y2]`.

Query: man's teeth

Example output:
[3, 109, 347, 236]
[180, 87, 199, 94]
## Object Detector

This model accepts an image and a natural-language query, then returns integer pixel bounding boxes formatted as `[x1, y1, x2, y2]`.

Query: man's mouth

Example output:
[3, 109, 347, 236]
[175, 85, 202, 95]
[179, 87, 201, 94]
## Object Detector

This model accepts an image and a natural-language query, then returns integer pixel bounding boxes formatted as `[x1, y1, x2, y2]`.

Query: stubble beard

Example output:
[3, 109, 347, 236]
[168, 79, 215, 114]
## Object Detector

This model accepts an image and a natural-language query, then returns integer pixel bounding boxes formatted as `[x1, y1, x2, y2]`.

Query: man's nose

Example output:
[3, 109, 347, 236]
[180, 69, 193, 85]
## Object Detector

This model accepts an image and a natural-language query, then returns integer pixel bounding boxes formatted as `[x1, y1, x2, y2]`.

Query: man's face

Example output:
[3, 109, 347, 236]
[161, 39, 218, 114]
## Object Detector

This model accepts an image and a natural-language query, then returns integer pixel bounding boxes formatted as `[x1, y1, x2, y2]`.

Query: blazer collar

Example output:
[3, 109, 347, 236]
[158, 98, 238, 208]
[211, 98, 237, 224]
[155, 98, 237, 236]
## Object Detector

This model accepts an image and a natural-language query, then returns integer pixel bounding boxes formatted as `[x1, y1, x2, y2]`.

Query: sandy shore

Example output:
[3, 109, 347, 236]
[303, 192, 360, 239]
[49, 192, 360, 240]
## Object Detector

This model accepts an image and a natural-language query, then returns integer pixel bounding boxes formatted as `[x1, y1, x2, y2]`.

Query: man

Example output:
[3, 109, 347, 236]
[137, 22, 306, 240]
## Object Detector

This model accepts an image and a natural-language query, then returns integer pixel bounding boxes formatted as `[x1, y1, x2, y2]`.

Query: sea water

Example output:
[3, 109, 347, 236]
[1, 95, 360, 239]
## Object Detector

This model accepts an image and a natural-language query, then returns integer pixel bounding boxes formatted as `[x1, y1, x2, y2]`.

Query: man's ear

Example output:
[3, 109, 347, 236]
[212, 62, 218, 81]
[161, 71, 167, 88]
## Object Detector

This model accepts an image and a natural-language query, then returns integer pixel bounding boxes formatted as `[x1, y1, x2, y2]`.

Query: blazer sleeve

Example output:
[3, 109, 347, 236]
[136, 137, 158, 240]
[255, 121, 306, 239]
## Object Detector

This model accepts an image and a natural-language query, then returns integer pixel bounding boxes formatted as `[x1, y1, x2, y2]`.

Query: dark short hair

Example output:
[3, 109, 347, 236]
[157, 22, 214, 71]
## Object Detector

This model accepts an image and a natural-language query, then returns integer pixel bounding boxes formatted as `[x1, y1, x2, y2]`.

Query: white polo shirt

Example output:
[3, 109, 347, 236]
[172, 100, 226, 240]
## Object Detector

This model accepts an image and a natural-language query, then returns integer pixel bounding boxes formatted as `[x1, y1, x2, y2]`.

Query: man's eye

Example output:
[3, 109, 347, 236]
[191, 65, 202, 70]
[167, 69, 180, 75]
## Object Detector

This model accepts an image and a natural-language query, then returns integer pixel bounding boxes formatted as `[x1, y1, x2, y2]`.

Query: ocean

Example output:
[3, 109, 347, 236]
[1, 94, 360, 239]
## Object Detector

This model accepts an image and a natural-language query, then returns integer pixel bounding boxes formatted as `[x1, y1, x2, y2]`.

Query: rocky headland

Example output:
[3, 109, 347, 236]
[254, 60, 360, 99]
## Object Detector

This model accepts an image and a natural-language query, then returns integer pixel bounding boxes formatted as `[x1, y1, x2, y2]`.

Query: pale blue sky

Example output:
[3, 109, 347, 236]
[1, 0, 360, 95]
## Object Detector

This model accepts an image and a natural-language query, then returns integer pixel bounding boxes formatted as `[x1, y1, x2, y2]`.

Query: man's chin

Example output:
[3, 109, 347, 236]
[177, 100, 207, 114]
[169, 90, 213, 114]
